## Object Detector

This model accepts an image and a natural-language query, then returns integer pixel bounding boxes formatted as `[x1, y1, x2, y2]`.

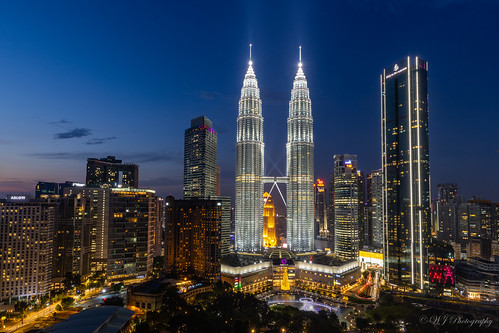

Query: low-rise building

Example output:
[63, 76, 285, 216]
[454, 256, 499, 301]
[221, 250, 360, 297]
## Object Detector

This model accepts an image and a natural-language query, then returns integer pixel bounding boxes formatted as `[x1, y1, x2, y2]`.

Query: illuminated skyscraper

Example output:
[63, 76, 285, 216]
[86, 156, 138, 188]
[314, 179, 328, 237]
[165, 196, 223, 282]
[183, 116, 217, 199]
[287, 47, 314, 252]
[263, 192, 277, 248]
[382, 57, 430, 290]
[332, 154, 359, 260]
[235, 47, 264, 252]
[0, 196, 56, 303]
[367, 169, 383, 248]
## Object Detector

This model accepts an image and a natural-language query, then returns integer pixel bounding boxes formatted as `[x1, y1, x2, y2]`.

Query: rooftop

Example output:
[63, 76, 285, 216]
[43, 306, 134, 333]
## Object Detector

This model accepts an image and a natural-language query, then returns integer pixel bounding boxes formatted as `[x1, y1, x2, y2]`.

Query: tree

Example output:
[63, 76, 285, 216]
[14, 301, 28, 323]
[112, 283, 124, 292]
[60, 297, 75, 309]
[62, 272, 82, 291]
[55, 304, 62, 311]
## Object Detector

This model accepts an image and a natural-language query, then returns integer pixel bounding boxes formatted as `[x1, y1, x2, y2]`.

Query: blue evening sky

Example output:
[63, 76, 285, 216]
[0, 1, 498, 202]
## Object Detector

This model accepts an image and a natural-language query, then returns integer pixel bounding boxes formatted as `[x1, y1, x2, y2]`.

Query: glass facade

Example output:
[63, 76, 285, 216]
[183, 116, 218, 199]
[235, 60, 264, 252]
[333, 154, 359, 260]
[382, 57, 430, 290]
[286, 60, 314, 251]
[367, 169, 383, 248]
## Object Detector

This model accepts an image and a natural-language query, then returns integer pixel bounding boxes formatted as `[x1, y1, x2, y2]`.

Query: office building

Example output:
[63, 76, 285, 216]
[235, 54, 264, 252]
[286, 51, 315, 252]
[357, 170, 366, 248]
[0, 196, 57, 303]
[153, 197, 164, 258]
[435, 183, 460, 242]
[212, 195, 231, 256]
[381, 57, 430, 290]
[86, 156, 138, 188]
[165, 196, 223, 282]
[183, 116, 217, 199]
[35, 181, 85, 198]
[332, 154, 359, 260]
[367, 169, 383, 248]
[314, 179, 328, 238]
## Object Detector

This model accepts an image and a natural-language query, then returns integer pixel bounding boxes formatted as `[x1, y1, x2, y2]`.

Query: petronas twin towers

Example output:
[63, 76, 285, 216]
[235, 46, 314, 252]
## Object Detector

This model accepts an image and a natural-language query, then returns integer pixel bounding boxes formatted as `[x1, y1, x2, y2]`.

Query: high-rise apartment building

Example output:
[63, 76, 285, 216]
[60, 187, 111, 275]
[332, 154, 359, 260]
[287, 52, 314, 252]
[165, 196, 223, 282]
[86, 156, 139, 188]
[107, 188, 155, 281]
[0, 196, 57, 303]
[381, 57, 430, 290]
[235, 55, 264, 252]
[183, 116, 217, 199]
[314, 179, 328, 237]
[367, 169, 383, 248]
[58, 186, 156, 282]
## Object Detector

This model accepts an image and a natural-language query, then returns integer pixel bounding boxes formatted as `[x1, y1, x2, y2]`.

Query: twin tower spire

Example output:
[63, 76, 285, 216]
[235, 45, 314, 252]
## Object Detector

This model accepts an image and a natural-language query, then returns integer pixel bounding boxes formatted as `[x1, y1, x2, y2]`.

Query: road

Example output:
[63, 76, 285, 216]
[3, 290, 126, 333]
[5, 302, 59, 333]
[77, 290, 127, 309]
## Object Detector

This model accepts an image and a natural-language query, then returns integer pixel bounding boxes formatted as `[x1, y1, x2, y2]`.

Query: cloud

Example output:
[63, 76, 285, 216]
[86, 136, 117, 145]
[49, 119, 71, 125]
[55, 128, 92, 139]
[31, 152, 91, 160]
[30, 151, 182, 164]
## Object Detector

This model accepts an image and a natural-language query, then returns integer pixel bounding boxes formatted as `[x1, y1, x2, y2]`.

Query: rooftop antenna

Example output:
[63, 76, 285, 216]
[249, 43, 253, 65]
[299, 45, 302, 67]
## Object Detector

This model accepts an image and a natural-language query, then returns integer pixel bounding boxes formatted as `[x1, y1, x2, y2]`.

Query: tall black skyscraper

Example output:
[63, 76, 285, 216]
[183, 116, 217, 199]
[86, 156, 138, 188]
[381, 57, 430, 290]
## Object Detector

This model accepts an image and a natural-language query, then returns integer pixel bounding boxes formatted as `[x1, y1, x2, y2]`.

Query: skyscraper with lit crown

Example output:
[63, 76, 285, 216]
[287, 48, 314, 251]
[235, 46, 264, 252]
[382, 57, 430, 290]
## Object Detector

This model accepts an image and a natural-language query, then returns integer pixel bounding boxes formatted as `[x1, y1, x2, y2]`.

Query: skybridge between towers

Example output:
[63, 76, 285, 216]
[262, 176, 288, 207]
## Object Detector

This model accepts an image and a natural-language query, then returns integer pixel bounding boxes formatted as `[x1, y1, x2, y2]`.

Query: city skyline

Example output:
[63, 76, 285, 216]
[1, 1, 498, 202]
